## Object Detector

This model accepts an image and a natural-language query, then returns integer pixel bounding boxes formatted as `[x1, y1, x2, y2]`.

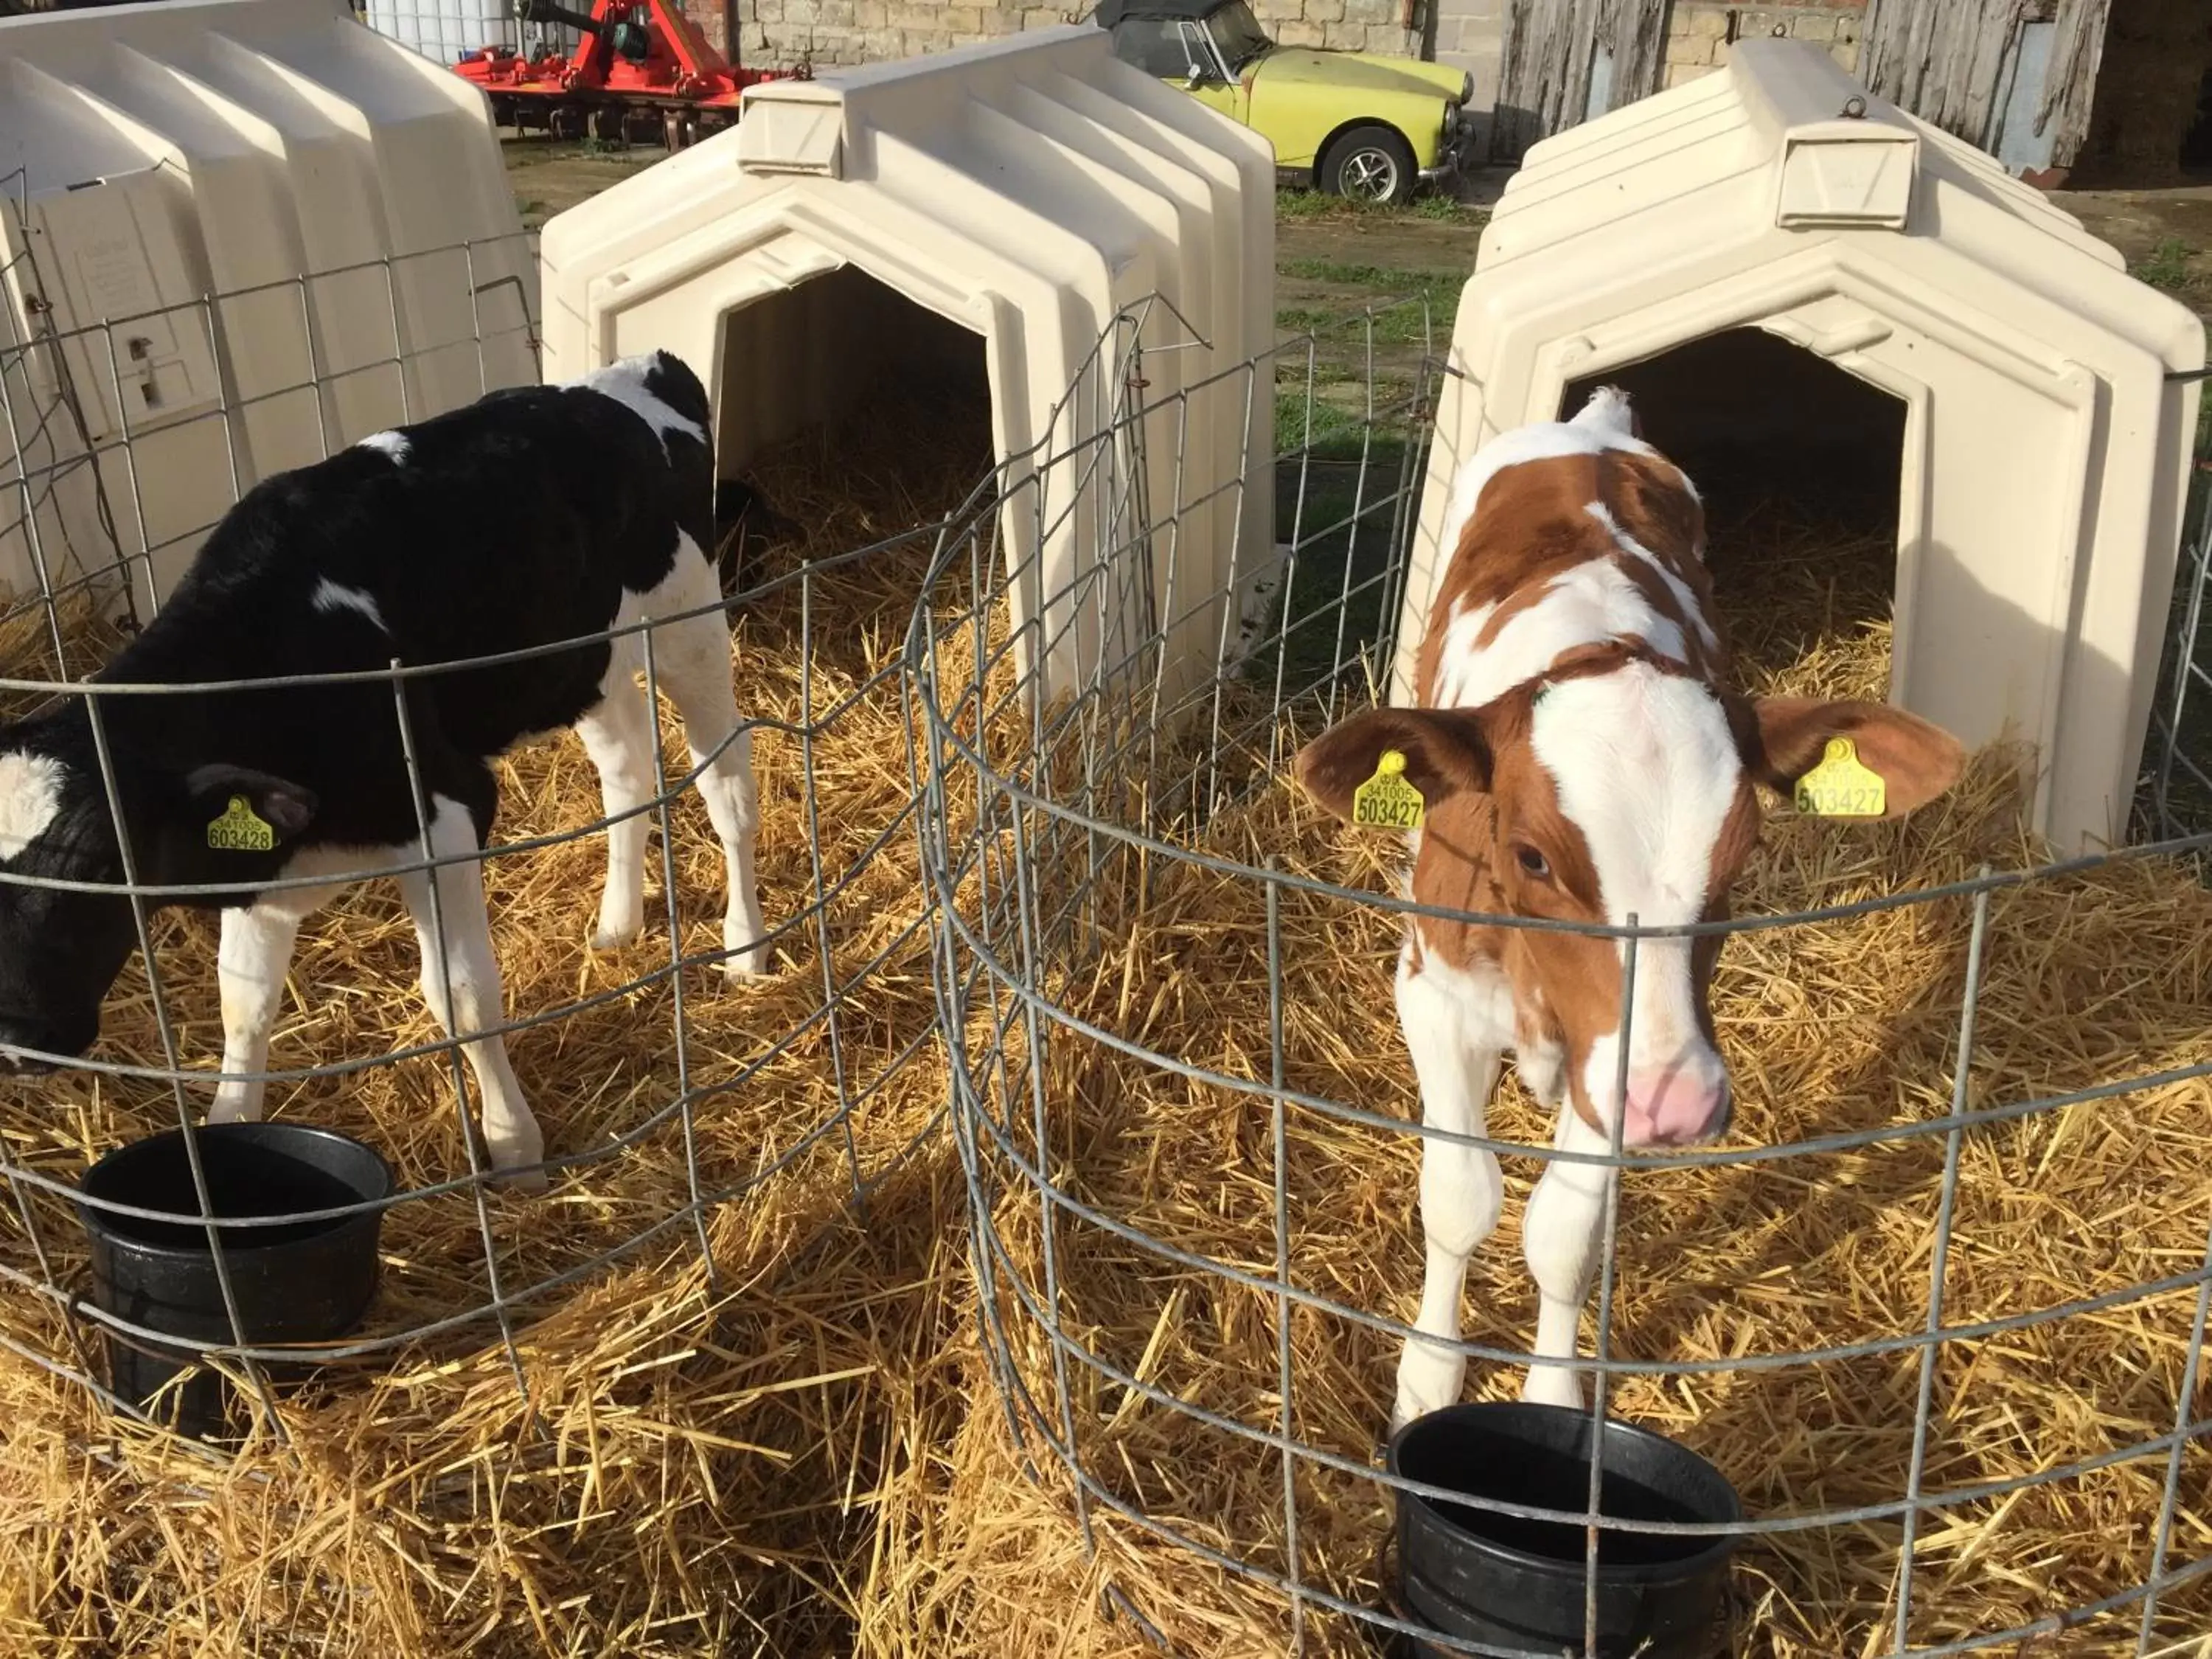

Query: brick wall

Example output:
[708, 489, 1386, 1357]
[707, 0, 1413, 72]
[1663, 1, 1864, 90]
[1253, 0, 1419, 59]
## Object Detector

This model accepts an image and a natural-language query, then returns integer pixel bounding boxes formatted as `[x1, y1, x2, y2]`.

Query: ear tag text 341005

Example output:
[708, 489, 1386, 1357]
[1352, 749, 1425, 831]
[207, 796, 276, 853]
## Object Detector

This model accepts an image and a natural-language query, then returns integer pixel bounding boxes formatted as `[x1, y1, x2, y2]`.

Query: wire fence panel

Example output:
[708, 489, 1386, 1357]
[4, 188, 2211, 1656]
[2145, 370, 2212, 844]
[0, 205, 540, 633]
[0, 218, 964, 1472]
[911, 311, 2212, 1656]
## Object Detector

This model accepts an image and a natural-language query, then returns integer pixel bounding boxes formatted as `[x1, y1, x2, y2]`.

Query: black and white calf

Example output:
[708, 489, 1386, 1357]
[0, 350, 767, 1186]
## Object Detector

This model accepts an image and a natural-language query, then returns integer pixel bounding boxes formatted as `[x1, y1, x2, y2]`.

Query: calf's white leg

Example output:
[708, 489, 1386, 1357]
[397, 796, 544, 1189]
[644, 534, 767, 977]
[210, 850, 389, 1124]
[577, 664, 655, 950]
[1520, 1106, 1615, 1409]
[211, 906, 303, 1125]
[1392, 939, 1509, 1432]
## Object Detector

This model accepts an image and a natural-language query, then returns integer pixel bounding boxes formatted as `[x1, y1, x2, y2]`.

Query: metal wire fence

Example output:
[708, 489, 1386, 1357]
[2145, 371, 2212, 844]
[908, 312, 2212, 1654]
[6, 162, 2212, 1654]
[0, 213, 964, 1450]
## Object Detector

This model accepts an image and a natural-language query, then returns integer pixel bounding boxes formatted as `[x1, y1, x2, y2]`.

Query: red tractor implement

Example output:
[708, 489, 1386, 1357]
[454, 0, 805, 149]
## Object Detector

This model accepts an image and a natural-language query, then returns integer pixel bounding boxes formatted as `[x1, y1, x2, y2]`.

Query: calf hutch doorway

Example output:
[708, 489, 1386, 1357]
[1565, 330, 1908, 536]
[1564, 329, 1910, 699]
[711, 268, 990, 493]
[538, 27, 1277, 710]
[1402, 39, 2207, 852]
[705, 265, 996, 623]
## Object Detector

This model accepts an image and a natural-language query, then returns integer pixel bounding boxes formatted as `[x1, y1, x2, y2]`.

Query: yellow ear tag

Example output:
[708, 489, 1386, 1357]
[1352, 749, 1425, 832]
[1793, 737, 1886, 818]
[206, 796, 276, 853]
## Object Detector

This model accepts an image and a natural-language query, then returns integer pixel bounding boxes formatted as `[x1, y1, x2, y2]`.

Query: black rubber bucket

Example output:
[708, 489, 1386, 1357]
[75, 1122, 393, 1439]
[1386, 1402, 1742, 1659]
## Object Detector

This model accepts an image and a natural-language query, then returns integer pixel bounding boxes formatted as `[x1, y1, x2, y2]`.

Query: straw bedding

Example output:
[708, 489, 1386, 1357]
[0, 444, 2208, 1657]
[0, 394, 996, 1656]
[874, 507, 2212, 1658]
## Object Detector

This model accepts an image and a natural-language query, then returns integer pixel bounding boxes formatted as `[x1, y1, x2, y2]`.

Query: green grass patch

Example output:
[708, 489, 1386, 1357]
[1278, 257, 1455, 291]
[1262, 423, 1421, 697]
[1275, 189, 1348, 221]
[1274, 261, 1461, 346]
[2134, 237, 2198, 295]
[1275, 303, 1446, 347]
[1273, 386, 1373, 455]
[1275, 187, 1489, 226]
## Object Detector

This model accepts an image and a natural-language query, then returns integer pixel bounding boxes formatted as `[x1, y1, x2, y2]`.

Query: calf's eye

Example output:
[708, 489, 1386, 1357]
[1513, 844, 1551, 880]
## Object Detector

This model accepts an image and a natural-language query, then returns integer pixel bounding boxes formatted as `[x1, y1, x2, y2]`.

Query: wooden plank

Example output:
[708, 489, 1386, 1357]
[1492, 0, 1666, 161]
[1863, 0, 2110, 169]
[1954, 4, 2023, 139]
[1610, 0, 1668, 116]
[2036, 0, 2110, 168]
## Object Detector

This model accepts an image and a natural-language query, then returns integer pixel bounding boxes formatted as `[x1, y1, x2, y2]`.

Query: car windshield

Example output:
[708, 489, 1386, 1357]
[1204, 0, 1274, 72]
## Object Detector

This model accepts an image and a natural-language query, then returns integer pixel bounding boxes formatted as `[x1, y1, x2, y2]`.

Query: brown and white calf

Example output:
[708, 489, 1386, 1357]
[1297, 388, 1966, 1427]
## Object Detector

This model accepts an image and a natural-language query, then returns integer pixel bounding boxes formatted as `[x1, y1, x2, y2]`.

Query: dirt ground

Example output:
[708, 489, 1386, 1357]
[503, 134, 662, 229]
[2055, 184, 2212, 320]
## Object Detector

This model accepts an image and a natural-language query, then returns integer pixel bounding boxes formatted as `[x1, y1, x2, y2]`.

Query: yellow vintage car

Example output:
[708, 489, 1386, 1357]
[1096, 0, 1475, 204]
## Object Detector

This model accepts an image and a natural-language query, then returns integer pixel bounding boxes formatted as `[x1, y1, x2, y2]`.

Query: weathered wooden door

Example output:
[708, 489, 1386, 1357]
[1490, 0, 1670, 163]
[1860, 0, 2112, 176]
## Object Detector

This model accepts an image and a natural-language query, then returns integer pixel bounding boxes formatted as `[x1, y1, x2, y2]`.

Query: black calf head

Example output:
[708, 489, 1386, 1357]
[0, 735, 316, 1067]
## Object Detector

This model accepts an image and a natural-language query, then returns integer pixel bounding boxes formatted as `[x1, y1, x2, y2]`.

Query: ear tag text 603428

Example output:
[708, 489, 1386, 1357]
[207, 796, 276, 853]
[1352, 749, 1425, 832]
[1793, 737, 1885, 818]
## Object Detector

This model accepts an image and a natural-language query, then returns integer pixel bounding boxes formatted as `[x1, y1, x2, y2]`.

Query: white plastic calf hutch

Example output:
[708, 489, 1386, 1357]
[538, 28, 1276, 709]
[0, 0, 532, 616]
[1396, 39, 2206, 853]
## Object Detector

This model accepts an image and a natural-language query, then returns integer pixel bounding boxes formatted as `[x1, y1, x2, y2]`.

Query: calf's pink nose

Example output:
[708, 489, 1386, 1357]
[1621, 1068, 1730, 1147]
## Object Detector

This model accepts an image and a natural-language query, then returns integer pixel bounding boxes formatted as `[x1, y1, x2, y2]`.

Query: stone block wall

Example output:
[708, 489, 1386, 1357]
[1253, 0, 1420, 59]
[1663, 1, 1865, 91]
[1430, 0, 1502, 153]
[692, 0, 1849, 110]
[723, 0, 1067, 68]
[700, 0, 1414, 72]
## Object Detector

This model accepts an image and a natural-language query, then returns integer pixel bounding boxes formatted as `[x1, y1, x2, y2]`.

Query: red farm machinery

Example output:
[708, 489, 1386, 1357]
[453, 0, 806, 149]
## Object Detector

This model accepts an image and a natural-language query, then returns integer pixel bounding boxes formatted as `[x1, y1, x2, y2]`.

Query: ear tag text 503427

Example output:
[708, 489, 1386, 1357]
[1793, 737, 1885, 818]
[207, 796, 276, 853]
[1352, 749, 1425, 832]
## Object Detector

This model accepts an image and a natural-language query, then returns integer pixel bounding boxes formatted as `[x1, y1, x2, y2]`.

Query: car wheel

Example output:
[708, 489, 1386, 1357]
[1322, 124, 1416, 206]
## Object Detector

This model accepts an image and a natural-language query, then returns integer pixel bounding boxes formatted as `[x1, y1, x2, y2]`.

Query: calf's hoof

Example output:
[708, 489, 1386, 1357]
[1392, 1348, 1466, 1433]
[496, 1161, 551, 1197]
[723, 920, 769, 978]
[484, 1130, 549, 1195]
[591, 914, 644, 951]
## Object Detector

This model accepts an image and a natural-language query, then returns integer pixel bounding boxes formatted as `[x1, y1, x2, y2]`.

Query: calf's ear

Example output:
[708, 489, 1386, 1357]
[1294, 707, 1493, 824]
[183, 765, 319, 845]
[1742, 698, 1966, 818]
